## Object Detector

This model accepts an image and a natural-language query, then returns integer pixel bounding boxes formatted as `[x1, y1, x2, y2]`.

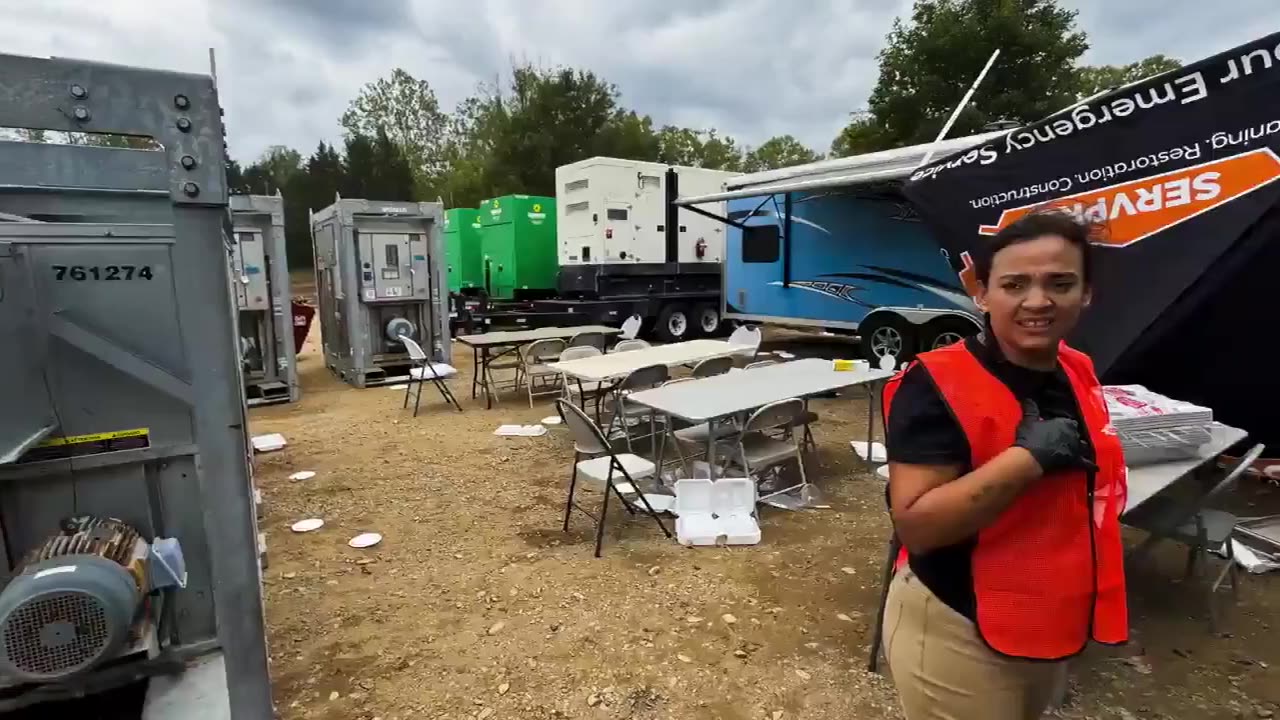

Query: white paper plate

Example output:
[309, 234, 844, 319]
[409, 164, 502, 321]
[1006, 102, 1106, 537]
[541, 416, 562, 425]
[291, 518, 324, 533]
[640, 493, 675, 513]
[875, 465, 891, 480]
[348, 532, 382, 548]
[289, 471, 316, 481]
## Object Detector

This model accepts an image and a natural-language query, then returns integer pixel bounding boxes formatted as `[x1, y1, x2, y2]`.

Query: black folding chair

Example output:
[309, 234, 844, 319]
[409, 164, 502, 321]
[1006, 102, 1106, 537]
[556, 400, 672, 556]
[868, 532, 902, 673]
[399, 334, 462, 414]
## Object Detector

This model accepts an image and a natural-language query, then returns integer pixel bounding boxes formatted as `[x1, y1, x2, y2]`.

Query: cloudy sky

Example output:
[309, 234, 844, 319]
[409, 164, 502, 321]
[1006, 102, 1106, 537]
[3, 1, 1277, 163]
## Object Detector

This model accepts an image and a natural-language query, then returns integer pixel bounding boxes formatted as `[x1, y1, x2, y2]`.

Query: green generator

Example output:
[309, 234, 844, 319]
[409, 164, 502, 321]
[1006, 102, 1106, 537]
[477, 194, 558, 300]
[443, 208, 483, 293]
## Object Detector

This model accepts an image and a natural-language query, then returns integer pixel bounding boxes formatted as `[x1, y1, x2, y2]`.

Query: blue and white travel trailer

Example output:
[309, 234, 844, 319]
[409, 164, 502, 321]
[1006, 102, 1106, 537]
[676, 132, 1004, 363]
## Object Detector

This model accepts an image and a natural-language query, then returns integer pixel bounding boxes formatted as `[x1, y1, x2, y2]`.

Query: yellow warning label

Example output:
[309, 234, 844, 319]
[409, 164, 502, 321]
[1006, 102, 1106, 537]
[21, 428, 151, 464]
[37, 428, 150, 447]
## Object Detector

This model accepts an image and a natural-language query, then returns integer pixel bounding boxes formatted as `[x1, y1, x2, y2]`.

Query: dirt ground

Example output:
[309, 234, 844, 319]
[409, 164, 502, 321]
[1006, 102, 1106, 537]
[250, 284, 1280, 720]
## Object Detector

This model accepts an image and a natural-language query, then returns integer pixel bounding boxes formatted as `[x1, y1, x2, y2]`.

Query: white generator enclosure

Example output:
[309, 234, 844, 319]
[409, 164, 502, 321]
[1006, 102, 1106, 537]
[311, 198, 449, 388]
[556, 158, 737, 267]
[229, 193, 298, 406]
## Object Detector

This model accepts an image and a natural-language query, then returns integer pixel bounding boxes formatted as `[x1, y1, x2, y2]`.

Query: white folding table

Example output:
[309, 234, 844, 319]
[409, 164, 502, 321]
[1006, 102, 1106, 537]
[1123, 423, 1249, 516]
[454, 325, 620, 408]
[625, 358, 896, 484]
[547, 339, 754, 384]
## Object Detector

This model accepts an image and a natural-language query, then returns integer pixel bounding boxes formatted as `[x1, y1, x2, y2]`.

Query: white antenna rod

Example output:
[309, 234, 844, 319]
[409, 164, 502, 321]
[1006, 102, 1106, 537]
[208, 48, 218, 87]
[916, 48, 1000, 169]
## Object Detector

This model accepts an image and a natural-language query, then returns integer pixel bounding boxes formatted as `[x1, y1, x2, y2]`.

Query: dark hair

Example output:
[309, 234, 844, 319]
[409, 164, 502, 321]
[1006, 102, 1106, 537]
[973, 209, 1095, 285]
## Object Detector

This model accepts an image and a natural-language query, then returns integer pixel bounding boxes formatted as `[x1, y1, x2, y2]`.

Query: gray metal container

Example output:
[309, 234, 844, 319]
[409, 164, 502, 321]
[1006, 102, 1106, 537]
[310, 198, 450, 387]
[229, 193, 299, 405]
[0, 53, 271, 717]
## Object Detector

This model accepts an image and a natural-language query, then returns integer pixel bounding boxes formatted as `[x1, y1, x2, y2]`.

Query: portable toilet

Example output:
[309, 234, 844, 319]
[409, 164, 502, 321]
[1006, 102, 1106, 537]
[310, 198, 450, 388]
[478, 194, 557, 300]
[443, 208, 483, 293]
[229, 193, 299, 406]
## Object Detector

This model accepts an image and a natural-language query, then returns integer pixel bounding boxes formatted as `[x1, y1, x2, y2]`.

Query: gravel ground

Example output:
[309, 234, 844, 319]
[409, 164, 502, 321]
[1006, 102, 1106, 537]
[250, 299, 1280, 720]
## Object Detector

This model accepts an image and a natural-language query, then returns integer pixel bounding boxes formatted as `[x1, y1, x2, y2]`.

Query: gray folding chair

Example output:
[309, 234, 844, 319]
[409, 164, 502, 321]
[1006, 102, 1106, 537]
[399, 334, 462, 414]
[569, 331, 608, 352]
[522, 338, 568, 407]
[611, 339, 651, 353]
[1125, 443, 1265, 631]
[691, 355, 734, 378]
[726, 398, 810, 502]
[556, 399, 672, 557]
[604, 364, 670, 453]
[559, 345, 607, 419]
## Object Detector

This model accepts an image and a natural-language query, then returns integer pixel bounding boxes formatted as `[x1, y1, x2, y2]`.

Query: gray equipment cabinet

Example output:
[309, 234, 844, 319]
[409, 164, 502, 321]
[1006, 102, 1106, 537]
[230, 192, 300, 406]
[0, 54, 272, 718]
[311, 198, 450, 387]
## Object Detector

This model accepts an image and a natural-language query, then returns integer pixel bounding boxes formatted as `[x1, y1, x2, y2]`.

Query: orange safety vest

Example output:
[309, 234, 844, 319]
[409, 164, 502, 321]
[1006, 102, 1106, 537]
[883, 340, 1129, 660]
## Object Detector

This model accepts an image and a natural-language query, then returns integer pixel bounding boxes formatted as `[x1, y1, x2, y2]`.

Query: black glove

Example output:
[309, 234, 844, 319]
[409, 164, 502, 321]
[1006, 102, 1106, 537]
[1014, 399, 1094, 475]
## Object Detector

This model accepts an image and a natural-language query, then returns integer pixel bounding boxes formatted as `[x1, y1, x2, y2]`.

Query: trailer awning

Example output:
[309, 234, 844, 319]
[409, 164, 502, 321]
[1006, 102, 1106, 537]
[675, 130, 1008, 206]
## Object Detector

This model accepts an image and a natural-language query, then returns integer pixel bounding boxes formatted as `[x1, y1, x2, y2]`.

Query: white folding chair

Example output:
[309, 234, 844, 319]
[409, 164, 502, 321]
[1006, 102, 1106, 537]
[618, 314, 643, 341]
[399, 334, 462, 414]
[728, 324, 763, 361]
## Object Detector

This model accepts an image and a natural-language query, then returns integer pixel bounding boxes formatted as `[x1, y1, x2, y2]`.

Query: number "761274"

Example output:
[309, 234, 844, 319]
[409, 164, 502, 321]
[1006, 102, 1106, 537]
[52, 265, 154, 281]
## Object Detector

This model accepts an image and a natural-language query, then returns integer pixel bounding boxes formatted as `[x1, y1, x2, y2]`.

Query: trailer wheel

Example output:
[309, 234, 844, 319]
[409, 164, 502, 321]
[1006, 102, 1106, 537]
[655, 304, 691, 343]
[859, 314, 915, 365]
[694, 303, 721, 337]
[924, 317, 978, 351]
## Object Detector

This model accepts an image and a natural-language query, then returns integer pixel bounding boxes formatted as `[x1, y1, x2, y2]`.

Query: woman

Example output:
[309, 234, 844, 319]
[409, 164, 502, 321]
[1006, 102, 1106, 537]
[881, 211, 1128, 720]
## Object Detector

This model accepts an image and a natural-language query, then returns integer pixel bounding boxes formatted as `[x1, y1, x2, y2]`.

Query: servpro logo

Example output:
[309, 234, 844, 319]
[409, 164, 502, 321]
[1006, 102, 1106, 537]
[976, 148, 1280, 247]
[528, 203, 547, 224]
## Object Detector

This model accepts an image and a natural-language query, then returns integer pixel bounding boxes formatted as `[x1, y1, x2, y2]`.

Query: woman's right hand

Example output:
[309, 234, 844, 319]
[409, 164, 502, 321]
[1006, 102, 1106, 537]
[1013, 399, 1094, 475]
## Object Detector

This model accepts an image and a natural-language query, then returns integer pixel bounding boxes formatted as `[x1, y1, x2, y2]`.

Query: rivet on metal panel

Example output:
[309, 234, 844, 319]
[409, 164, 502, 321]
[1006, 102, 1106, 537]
[176, 117, 192, 133]
[69, 84, 87, 99]
[183, 182, 200, 197]
[181, 155, 198, 170]
[174, 94, 191, 110]
[72, 106, 90, 122]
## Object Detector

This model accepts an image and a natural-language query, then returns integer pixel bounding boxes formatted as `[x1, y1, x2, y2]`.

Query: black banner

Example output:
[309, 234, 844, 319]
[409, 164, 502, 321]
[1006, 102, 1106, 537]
[904, 33, 1280, 449]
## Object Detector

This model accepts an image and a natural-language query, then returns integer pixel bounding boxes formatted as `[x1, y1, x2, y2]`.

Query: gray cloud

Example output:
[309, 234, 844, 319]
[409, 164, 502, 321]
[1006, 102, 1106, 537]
[3, 0, 1279, 164]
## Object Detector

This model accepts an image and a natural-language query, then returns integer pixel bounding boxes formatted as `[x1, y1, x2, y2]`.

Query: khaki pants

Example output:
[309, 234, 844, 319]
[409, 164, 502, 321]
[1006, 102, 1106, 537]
[883, 567, 1068, 720]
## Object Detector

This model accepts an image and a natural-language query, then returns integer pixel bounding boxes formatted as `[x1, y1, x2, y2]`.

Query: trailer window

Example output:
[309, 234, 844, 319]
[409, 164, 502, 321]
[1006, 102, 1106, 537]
[639, 175, 661, 190]
[742, 226, 780, 263]
[565, 179, 589, 193]
[607, 208, 629, 221]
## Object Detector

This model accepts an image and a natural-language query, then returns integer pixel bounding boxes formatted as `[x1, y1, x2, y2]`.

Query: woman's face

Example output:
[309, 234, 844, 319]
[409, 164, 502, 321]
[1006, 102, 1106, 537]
[976, 233, 1091, 358]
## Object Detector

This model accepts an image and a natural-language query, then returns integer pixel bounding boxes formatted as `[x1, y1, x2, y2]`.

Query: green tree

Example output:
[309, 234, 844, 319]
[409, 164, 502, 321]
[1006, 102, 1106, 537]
[743, 135, 821, 172]
[439, 62, 667, 204]
[371, 126, 416, 200]
[1075, 54, 1182, 98]
[341, 133, 378, 199]
[830, 111, 893, 157]
[656, 126, 743, 170]
[837, 0, 1088, 152]
[341, 68, 449, 193]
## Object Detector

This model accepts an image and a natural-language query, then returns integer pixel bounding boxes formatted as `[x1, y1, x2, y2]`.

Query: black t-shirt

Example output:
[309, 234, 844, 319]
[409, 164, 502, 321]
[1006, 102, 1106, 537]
[885, 335, 1087, 621]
